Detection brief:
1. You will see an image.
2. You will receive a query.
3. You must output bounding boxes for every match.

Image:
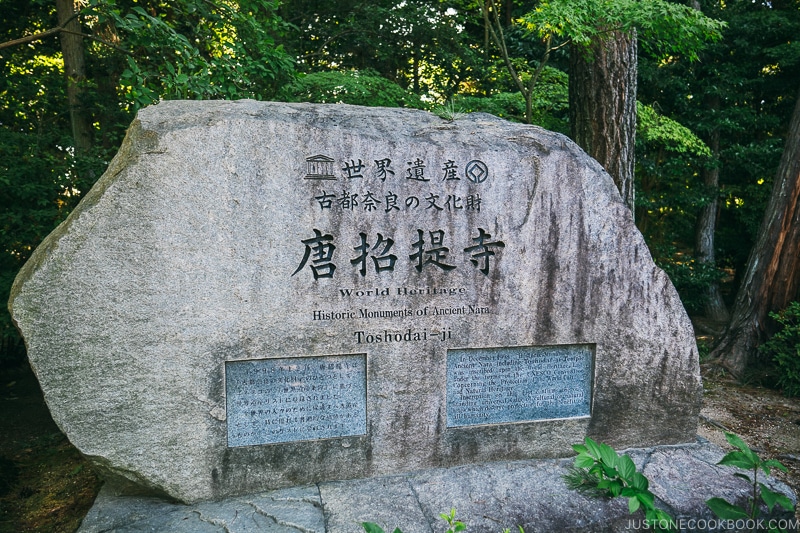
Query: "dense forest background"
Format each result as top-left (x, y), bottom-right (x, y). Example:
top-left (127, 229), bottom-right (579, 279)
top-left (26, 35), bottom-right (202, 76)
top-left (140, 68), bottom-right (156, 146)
top-left (1, 0), bottom-right (799, 380)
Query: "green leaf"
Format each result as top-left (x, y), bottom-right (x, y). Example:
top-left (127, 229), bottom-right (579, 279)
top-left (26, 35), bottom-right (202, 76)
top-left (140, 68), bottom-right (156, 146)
top-left (599, 442), bottom-right (619, 467)
top-left (718, 451), bottom-right (756, 470)
top-left (759, 483), bottom-right (794, 512)
top-left (572, 444), bottom-right (588, 454)
top-left (706, 497), bottom-right (749, 520)
top-left (631, 472), bottom-right (649, 491)
top-left (362, 522), bottom-right (386, 533)
top-left (617, 455), bottom-right (636, 480)
top-left (392, 529), bottom-right (403, 533)
top-left (574, 454), bottom-right (595, 469)
top-left (584, 437), bottom-right (602, 459)
top-left (628, 496), bottom-right (641, 513)
top-left (575, 453), bottom-right (595, 468)
top-left (724, 433), bottom-right (759, 463)
top-left (762, 459), bottom-right (788, 474)
top-left (601, 464), bottom-right (619, 479)
top-left (608, 480), bottom-right (624, 497)
top-left (636, 491), bottom-right (655, 510)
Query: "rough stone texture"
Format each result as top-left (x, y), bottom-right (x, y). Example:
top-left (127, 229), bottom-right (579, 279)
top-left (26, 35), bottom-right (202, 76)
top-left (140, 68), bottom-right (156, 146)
top-left (319, 477), bottom-right (431, 533)
top-left (10, 101), bottom-right (702, 502)
top-left (79, 483), bottom-right (325, 533)
top-left (77, 441), bottom-right (797, 533)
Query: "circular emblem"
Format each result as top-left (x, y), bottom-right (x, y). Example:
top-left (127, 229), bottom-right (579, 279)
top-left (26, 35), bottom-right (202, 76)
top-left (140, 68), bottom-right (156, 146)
top-left (465, 160), bottom-right (488, 183)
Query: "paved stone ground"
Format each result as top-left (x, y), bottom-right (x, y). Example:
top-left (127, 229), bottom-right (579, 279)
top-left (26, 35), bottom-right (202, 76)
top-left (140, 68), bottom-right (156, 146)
top-left (78, 439), bottom-right (797, 533)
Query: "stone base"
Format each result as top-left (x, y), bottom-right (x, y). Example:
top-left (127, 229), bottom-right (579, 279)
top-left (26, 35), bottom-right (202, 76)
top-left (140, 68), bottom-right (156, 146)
top-left (78, 439), bottom-right (796, 533)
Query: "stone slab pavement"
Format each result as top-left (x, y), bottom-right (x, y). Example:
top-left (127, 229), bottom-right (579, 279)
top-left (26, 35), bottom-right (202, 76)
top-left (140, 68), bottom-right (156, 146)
top-left (78, 439), bottom-right (797, 533)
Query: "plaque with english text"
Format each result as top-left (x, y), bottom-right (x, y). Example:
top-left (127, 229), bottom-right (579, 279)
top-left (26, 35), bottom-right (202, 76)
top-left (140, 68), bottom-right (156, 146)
top-left (226, 354), bottom-right (367, 446)
top-left (446, 345), bottom-right (594, 427)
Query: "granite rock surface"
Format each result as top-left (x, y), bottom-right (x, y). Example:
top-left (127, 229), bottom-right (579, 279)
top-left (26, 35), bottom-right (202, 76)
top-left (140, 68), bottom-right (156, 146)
top-left (10, 101), bottom-right (701, 502)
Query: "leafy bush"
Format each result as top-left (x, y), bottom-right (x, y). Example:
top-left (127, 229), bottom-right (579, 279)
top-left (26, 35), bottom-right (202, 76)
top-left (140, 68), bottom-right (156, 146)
top-left (277, 70), bottom-right (425, 109)
top-left (655, 254), bottom-right (726, 316)
top-left (759, 302), bottom-right (800, 397)
top-left (456, 66), bottom-right (568, 132)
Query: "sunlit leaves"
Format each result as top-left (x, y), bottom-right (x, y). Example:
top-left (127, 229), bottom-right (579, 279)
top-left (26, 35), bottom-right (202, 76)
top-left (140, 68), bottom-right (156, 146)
top-left (521, 0), bottom-right (725, 61)
top-left (88, 0), bottom-right (296, 109)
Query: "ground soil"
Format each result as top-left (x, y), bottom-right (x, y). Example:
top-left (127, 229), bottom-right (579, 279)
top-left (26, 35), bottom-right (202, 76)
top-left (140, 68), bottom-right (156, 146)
top-left (698, 365), bottom-right (800, 507)
top-left (0, 356), bottom-right (798, 532)
top-left (0, 362), bottom-right (101, 533)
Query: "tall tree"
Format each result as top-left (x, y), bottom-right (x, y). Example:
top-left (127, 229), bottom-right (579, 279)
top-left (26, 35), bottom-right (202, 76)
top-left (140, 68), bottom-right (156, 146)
top-left (689, 0), bottom-right (727, 323)
top-left (0, 0), bottom-right (296, 361)
top-left (55, 0), bottom-right (93, 156)
top-left (710, 87), bottom-right (800, 376)
top-left (483, 0), bottom-right (563, 125)
top-left (519, 0), bottom-right (724, 211)
top-left (638, 0), bottom-right (800, 322)
top-left (569, 30), bottom-right (637, 211)
top-left (694, 94), bottom-right (728, 322)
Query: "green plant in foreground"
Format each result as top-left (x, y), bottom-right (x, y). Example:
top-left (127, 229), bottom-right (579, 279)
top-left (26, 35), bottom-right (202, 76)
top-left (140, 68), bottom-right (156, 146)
top-left (440, 508), bottom-right (466, 533)
top-left (361, 523), bottom-right (401, 533)
top-left (361, 507), bottom-right (464, 533)
top-left (434, 98), bottom-right (466, 121)
top-left (706, 432), bottom-right (793, 523)
top-left (563, 437), bottom-right (674, 532)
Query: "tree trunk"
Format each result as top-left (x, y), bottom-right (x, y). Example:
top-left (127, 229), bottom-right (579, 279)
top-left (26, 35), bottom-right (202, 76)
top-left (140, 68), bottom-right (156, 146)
top-left (569, 30), bottom-right (637, 215)
top-left (695, 104), bottom-right (729, 323)
top-left (711, 86), bottom-right (800, 376)
top-left (56, 0), bottom-right (93, 156)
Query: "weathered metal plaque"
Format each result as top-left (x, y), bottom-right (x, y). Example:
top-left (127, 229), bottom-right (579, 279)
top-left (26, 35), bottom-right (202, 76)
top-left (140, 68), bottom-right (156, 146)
top-left (226, 354), bottom-right (366, 446)
top-left (446, 345), bottom-right (594, 427)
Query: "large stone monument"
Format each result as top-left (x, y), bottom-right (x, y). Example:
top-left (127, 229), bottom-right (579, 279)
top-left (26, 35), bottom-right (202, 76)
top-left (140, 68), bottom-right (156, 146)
top-left (9, 101), bottom-right (701, 503)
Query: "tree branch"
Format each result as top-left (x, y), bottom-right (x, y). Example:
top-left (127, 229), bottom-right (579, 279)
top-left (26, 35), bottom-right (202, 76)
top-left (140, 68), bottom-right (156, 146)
top-left (484, 0), bottom-right (527, 98)
top-left (0, 10), bottom-right (131, 55)
top-left (0, 11), bottom-right (81, 51)
top-left (59, 29), bottom-right (131, 55)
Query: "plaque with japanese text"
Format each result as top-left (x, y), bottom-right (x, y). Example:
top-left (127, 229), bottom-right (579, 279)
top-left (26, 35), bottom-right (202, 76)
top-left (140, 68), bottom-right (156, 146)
top-left (226, 354), bottom-right (367, 446)
top-left (446, 345), bottom-right (594, 427)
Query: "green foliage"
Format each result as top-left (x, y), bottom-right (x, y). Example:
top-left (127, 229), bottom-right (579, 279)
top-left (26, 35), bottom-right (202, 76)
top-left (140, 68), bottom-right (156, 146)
top-left (706, 432), bottom-right (793, 522)
top-left (361, 523), bottom-right (402, 533)
top-left (284, 0), bottom-right (480, 100)
top-left (634, 102), bottom-right (725, 314)
top-left (563, 437), bottom-right (674, 532)
top-left (637, 104), bottom-right (711, 157)
top-left (439, 508), bottom-right (466, 533)
top-left (455, 66), bottom-right (568, 132)
top-left (654, 256), bottom-right (725, 316)
top-left (638, 0), bottom-right (800, 300)
top-left (457, 93), bottom-right (526, 122)
top-left (759, 302), bottom-right (800, 397)
top-left (360, 507), bottom-right (464, 533)
top-left (277, 70), bottom-right (425, 109)
top-left (88, 0), bottom-right (296, 109)
top-left (521, 0), bottom-right (725, 61)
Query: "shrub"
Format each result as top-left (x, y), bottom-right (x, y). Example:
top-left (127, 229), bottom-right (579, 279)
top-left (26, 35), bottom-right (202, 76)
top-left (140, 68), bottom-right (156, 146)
top-left (277, 70), bottom-right (425, 109)
top-left (759, 301), bottom-right (800, 397)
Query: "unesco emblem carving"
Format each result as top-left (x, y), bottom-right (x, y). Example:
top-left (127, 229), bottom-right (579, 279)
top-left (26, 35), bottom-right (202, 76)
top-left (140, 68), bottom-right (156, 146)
top-left (465, 160), bottom-right (488, 183)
